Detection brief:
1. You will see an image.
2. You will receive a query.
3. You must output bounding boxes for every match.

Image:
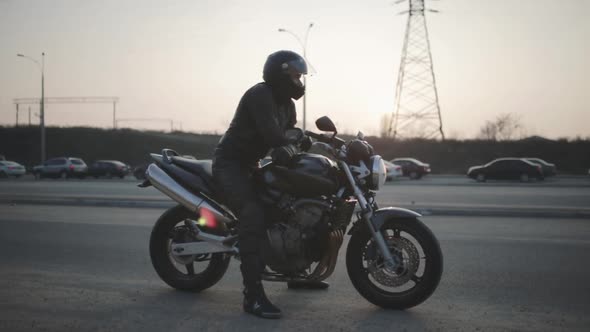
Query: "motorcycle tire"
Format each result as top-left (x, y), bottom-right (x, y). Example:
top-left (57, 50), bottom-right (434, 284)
top-left (346, 218), bottom-right (443, 309)
top-left (149, 205), bottom-right (230, 292)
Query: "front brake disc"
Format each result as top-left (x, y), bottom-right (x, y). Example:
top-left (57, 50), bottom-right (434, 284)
top-left (365, 236), bottom-right (420, 287)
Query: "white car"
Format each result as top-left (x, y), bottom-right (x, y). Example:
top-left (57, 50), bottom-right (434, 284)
top-left (0, 161), bottom-right (26, 178)
top-left (383, 160), bottom-right (403, 181)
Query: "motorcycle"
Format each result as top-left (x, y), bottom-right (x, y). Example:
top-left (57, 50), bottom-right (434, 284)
top-left (140, 116), bottom-right (443, 309)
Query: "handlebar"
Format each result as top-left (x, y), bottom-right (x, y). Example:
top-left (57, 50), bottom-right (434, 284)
top-left (305, 131), bottom-right (346, 149)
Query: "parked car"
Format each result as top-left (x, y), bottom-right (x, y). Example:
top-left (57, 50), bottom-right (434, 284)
top-left (0, 161), bottom-right (26, 178)
top-left (133, 164), bottom-right (148, 180)
top-left (524, 158), bottom-right (557, 177)
top-left (467, 158), bottom-right (543, 182)
top-left (390, 158), bottom-right (431, 179)
top-left (88, 160), bottom-right (130, 178)
top-left (383, 160), bottom-right (403, 181)
top-left (33, 157), bottom-right (88, 179)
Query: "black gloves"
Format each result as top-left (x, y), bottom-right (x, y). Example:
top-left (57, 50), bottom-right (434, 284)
top-left (300, 136), bottom-right (312, 152)
top-left (271, 144), bottom-right (298, 166)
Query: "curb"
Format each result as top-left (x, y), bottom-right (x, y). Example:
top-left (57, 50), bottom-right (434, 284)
top-left (2, 197), bottom-right (589, 219)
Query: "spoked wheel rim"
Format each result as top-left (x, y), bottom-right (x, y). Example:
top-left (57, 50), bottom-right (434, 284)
top-left (361, 226), bottom-right (429, 295)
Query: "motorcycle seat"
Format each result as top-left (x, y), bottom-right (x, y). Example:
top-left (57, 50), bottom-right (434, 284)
top-left (171, 157), bottom-right (213, 178)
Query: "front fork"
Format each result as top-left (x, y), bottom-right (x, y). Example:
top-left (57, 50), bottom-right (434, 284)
top-left (340, 161), bottom-right (398, 271)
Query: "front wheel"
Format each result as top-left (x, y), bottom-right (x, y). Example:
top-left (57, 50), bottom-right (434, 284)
top-left (346, 218), bottom-right (443, 309)
top-left (149, 205), bottom-right (231, 292)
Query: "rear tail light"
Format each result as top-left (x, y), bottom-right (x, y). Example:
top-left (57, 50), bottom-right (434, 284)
top-left (69, 165), bottom-right (75, 170)
top-left (8, 166), bottom-right (14, 170)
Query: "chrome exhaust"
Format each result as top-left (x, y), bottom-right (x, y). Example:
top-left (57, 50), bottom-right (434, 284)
top-left (145, 163), bottom-right (233, 225)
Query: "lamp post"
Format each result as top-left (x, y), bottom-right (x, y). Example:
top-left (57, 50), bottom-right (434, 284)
top-left (17, 52), bottom-right (46, 163)
top-left (278, 23), bottom-right (314, 131)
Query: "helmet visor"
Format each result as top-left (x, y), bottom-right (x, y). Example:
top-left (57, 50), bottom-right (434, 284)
top-left (283, 58), bottom-right (308, 75)
top-left (286, 66), bottom-right (304, 88)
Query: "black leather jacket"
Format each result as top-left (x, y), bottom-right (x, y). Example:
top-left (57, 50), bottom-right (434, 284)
top-left (214, 82), bottom-right (296, 166)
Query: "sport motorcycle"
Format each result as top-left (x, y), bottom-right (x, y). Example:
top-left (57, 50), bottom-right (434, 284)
top-left (140, 116), bottom-right (443, 309)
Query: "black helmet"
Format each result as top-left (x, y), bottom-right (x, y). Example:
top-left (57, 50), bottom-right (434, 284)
top-left (263, 50), bottom-right (308, 100)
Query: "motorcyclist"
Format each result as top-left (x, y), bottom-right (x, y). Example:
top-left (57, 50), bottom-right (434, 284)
top-left (212, 50), bottom-right (310, 319)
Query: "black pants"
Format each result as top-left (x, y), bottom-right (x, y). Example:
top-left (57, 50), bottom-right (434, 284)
top-left (212, 157), bottom-right (265, 288)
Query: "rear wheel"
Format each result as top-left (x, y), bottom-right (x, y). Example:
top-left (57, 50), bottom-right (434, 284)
top-left (0, 171), bottom-right (7, 178)
top-left (59, 171), bottom-right (68, 179)
top-left (476, 173), bottom-right (486, 182)
top-left (150, 205), bottom-right (231, 292)
top-left (409, 171), bottom-right (419, 180)
top-left (346, 218), bottom-right (443, 309)
top-left (520, 173), bottom-right (530, 182)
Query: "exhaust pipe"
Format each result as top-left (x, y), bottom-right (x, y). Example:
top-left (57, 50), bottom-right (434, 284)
top-left (145, 163), bottom-right (233, 225)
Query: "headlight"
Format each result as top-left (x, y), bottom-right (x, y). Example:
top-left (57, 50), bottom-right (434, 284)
top-left (369, 155), bottom-right (387, 191)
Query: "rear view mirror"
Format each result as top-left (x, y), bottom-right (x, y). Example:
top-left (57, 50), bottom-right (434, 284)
top-left (315, 116), bottom-right (337, 133)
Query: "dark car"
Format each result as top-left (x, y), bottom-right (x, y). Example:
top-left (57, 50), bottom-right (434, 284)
top-left (133, 163), bottom-right (149, 180)
top-left (88, 160), bottom-right (130, 178)
top-left (390, 158), bottom-right (431, 179)
top-left (525, 158), bottom-right (557, 177)
top-left (467, 158), bottom-right (544, 182)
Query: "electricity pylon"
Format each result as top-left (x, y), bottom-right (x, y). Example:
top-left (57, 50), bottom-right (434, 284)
top-left (388, 0), bottom-right (445, 140)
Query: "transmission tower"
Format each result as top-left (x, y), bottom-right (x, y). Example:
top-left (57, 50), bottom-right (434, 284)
top-left (388, 0), bottom-right (444, 140)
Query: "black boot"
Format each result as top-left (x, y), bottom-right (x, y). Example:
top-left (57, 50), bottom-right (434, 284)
top-left (243, 282), bottom-right (282, 319)
top-left (240, 254), bottom-right (281, 319)
top-left (287, 280), bottom-right (330, 290)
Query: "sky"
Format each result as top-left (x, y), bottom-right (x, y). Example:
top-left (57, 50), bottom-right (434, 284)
top-left (0, 0), bottom-right (588, 139)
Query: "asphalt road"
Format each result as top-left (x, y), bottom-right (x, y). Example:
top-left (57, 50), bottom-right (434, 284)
top-left (1, 205), bottom-right (589, 331)
top-left (1, 175), bottom-right (589, 218)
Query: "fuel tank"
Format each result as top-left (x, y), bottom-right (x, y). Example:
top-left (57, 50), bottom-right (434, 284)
top-left (260, 153), bottom-right (340, 198)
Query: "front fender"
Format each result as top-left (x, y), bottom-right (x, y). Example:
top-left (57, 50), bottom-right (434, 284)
top-left (347, 207), bottom-right (422, 235)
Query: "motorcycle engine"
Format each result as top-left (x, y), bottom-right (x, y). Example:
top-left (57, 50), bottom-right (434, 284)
top-left (264, 200), bottom-right (330, 275)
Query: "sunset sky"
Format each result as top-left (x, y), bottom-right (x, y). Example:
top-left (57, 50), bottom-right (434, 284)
top-left (1, 0), bottom-right (588, 139)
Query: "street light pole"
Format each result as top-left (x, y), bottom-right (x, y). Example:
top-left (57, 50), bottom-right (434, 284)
top-left (17, 52), bottom-right (46, 163)
top-left (278, 23), bottom-right (314, 131)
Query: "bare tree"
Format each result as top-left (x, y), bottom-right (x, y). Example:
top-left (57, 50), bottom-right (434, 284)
top-left (478, 113), bottom-right (524, 141)
top-left (380, 113), bottom-right (392, 138)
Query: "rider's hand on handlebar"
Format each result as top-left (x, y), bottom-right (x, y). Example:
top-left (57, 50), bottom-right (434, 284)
top-left (271, 144), bottom-right (298, 166)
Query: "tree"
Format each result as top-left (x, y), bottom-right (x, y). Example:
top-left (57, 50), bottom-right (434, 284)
top-left (478, 113), bottom-right (524, 141)
top-left (379, 113), bottom-right (392, 138)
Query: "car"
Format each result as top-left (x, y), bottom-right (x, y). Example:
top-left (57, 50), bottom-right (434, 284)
top-left (524, 158), bottom-right (557, 177)
top-left (0, 161), bottom-right (26, 178)
top-left (133, 163), bottom-right (149, 180)
top-left (33, 157), bottom-right (88, 179)
top-left (390, 158), bottom-right (431, 179)
top-left (467, 158), bottom-right (543, 182)
top-left (383, 160), bottom-right (403, 181)
top-left (88, 160), bottom-right (130, 179)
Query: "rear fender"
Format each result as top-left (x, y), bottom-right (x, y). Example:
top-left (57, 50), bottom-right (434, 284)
top-left (347, 207), bottom-right (422, 235)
